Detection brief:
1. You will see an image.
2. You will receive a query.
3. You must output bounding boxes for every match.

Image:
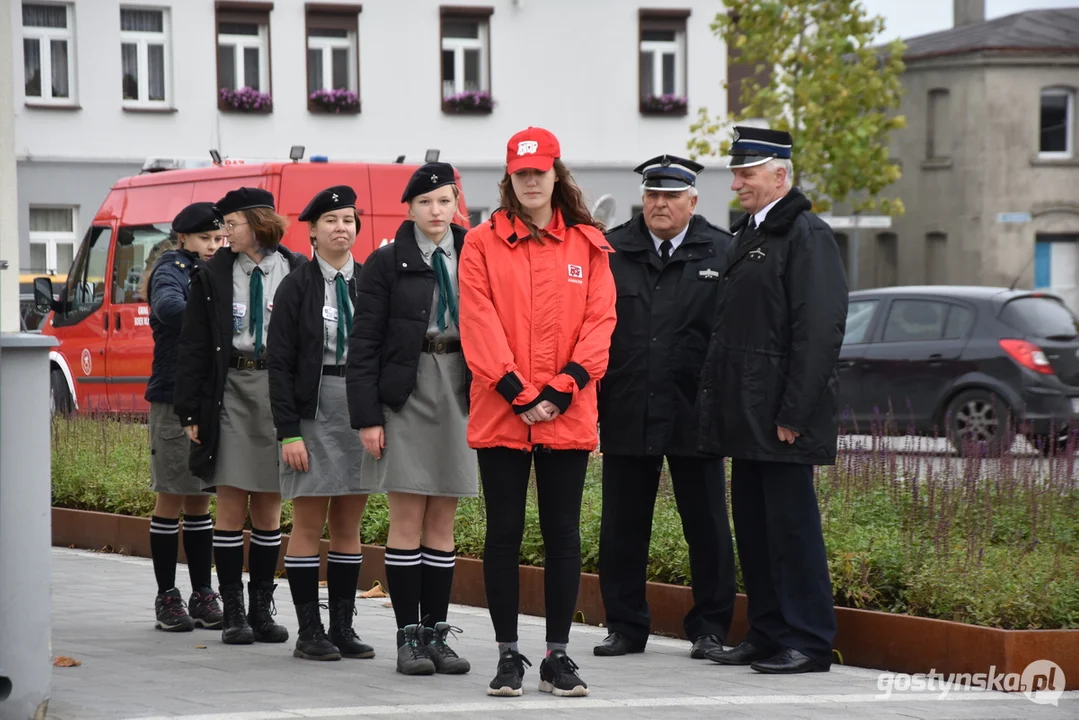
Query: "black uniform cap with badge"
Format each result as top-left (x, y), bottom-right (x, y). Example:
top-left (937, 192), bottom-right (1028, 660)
top-left (634, 154), bottom-right (704, 192)
top-left (299, 185), bottom-right (360, 242)
top-left (726, 126), bottom-right (793, 169)
top-left (401, 162), bottom-right (458, 204)
top-left (216, 187), bottom-right (276, 215)
top-left (172, 202), bottom-right (223, 235)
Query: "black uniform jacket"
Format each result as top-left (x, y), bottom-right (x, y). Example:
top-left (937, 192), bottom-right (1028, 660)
top-left (696, 188), bottom-right (848, 465)
top-left (145, 248), bottom-right (202, 404)
top-left (267, 256), bottom-right (362, 440)
top-left (598, 214), bottom-right (733, 457)
top-left (345, 221), bottom-right (468, 430)
top-left (173, 245), bottom-right (306, 479)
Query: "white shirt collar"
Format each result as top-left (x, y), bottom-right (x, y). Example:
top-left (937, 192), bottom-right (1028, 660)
top-left (648, 222), bottom-right (691, 255)
top-left (314, 251), bottom-right (353, 282)
top-left (753, 197), bottom-right (783, 229)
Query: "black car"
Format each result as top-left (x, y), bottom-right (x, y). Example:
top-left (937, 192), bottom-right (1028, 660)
top-left (839, 286), bottom-right (1079, 455)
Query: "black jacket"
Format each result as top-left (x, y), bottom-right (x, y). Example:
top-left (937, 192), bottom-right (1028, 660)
top-left (267, 256), bottom-right (362, 440)
top-left (145, 248), bottom-right (202, 404)
top-left (696, 188), bottom-right (848, 465)
top-left (173, 245), bottom-right (307, 479)
top-left (598, 214), bottom-right (732, 457)
top-left (346, 221), bottom-right (468, 430)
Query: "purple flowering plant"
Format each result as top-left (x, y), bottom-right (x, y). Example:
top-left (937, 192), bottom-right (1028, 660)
top-left (443, 90), bottom-right (494, 112)
top-left (641, 93), bottom-right (688, 113)
top-left (309, 88), bottom-right (360, 113)
top-left (219, 86), bottom-right (273, 112)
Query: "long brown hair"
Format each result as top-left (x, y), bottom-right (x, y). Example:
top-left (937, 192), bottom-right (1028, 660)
top-left (244, 207), bottom-right (288, 250)
top-left (498, 159), bottom-right (603, 239)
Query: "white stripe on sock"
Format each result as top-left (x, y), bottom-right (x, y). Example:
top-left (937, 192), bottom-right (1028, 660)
top-left (421, 557), bottom-right (456, 568)
top-left (384, 557), bottom-right (422, 566)
top-left (249, 535), bottom-right (282, 547)
top-left (213, 537), bottom-right (245, 547)
top-left (327, 553), bottom-right (363, 564)
top-left (149, 527), bottom-right (180, 535)
top-left (182, 520), bottom-right (214, 531)
top-left (284, 556), bottom-right (321, 568)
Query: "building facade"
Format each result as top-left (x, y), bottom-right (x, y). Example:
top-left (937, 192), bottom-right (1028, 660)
top-left (852, 4), bottom-right (1079, 310)
top-left (10, 0), bottom-right (735, 275)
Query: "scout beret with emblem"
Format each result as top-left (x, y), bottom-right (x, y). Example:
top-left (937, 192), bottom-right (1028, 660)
top-left (216, 187), bottom-right (276, 215)
top-left (299, 185), bottom-right (357, 222)
top-left (727, 126), bottom-right (793, 169)
top-left (401, 162), bottom-right (457, 204)
top-left (634, 154), bottom-right (704, 191)
top-left (172, 202), bottom-right (222, 234)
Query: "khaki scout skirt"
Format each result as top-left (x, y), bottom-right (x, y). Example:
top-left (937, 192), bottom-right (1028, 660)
top-left (149, 402), bottom-right (211, 495)
top-left (211, 368), bottom-right (281, 493)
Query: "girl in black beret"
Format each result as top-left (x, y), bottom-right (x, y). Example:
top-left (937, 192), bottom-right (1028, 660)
top-left (142, 202), bottom-right (224, 633)
top-left (346, 162), bottom-right (477, 676)
top-left (173, 187), bottom-right (305, 646)
top-left (267, 185), bottom-right (379, 661)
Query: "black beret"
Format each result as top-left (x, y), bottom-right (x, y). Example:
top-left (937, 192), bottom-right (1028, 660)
top-left (217, 187), bottom-right (275, 215)
top-left (172, 202), bottom-right (222, 234)
top-left (401, 162), bottom-right (457, 203)
top-left (299, 185), bottom-right (357, 222)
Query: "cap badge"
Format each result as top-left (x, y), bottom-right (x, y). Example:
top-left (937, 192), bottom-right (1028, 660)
top-left (430, 173), bottom-right (438, 183)
top-left (517, 140), bottom-right (539, 156)
top-left (733, 129), bottom-right (741, 142)
top-left (661, 156), bottom-right (671, 167)
top-left (212, 218), bottom-right (221, 227)
top-left (331, 193), bottom-right (339, 202)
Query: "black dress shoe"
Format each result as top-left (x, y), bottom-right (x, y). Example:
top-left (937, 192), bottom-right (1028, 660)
top-left (705, 640), bottom-right (773, 666)
top-left (750, 648), bottom-right (830, 674)
top-left (690, 634), bottom-right (723, 659)
top-left (593, 632), bottom-right (645, 656)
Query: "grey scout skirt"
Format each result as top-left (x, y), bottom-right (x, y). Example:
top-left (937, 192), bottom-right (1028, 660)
top-left (279, 375), bottom-right (376, 499)
top-left (211, 368), bottom-right (281, 493)
top-left (149, 402), bottom-right (211, 495)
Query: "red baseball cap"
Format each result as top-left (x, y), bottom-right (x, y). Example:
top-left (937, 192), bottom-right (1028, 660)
top-left (506, 127), bottom-right (561, 174)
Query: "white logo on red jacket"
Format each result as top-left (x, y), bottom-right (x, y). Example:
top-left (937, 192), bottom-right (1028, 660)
top-left (568, 264), bottom-right (583, 284)
top-left (517, 141), bottom-right (539, 156)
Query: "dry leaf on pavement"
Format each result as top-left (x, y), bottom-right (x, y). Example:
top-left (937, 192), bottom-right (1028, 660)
top-left (359, 580), bottom-right (388, 599)
top-left (54, 656), bottom-right (81, 667)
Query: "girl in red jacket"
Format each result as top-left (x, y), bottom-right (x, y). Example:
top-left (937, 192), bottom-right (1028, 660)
top-left (459, 127), bottom-right (617, 698)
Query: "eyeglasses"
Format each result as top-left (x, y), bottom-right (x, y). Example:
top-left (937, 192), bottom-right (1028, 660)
top-left (223, 221), bottom-right (249, 231)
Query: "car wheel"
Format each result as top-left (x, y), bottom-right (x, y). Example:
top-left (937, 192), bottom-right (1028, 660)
top-left (50, 367), bottom-right (74, 416)
top-left (946, 389), bottom-right (1015, 458)
top-left (1026, 431), bottom-right (1073, 457)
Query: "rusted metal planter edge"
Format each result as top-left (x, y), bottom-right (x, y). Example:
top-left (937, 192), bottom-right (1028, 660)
top-left (52, 507), bottom-right (1079, 688)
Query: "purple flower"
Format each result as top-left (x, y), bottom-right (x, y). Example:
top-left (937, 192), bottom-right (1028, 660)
top-left (642, 94), bottom-right (687, 113)
top-left (309, 88), bottom-right (360, 112)
top-left (443, 90), bottom-right (494, 112)
top-left (219, 86), bottom-right (273, 112)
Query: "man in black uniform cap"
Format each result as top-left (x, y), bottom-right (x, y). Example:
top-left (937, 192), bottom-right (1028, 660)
top-left (594, 154), bottom-right (737, 660)
top-left (698, 126), bottom-right (847, 674)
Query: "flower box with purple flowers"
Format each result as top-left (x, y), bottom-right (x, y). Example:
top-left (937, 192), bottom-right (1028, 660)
top-left (309, 88), bottom-right (360, 114)
top-left (640, 94), bottom-right (688, 116)
top-left (219, 86), bottom-right (273, 113)
top-left (442, 90), bottom-right (494, 114)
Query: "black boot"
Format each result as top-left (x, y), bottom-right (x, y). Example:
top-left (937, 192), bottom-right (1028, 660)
top-left (293, 601), bottom-right (341, 661)
top-left (247, 581), bottom-right (289, 643)
top-left (328, 597), bottom-right (376, 659)
top-left (218, 584), bottom-right (254, 645)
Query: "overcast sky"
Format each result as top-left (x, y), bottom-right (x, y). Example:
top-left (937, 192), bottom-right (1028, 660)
top-left (861, 0), bottom-right (1079, 41)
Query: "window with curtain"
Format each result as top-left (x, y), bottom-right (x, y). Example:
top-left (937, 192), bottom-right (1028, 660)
top-left (440, 9), bottom-right (492, 100)
top-left (1040, 88), bottom-right (1074, 158)
top-left (22, 3), bottom-right (75, 103)
top-left (120, 7), bottom-right (169, 106)
top-left (217, 11), bottom-right (270, 94)
top-left (926, 88), bottom-right (951, 160)
top-left (307, 10), bottom-right (359, 97)
top-left (29, 206), bottom-right (77, 275)
top-left (639, 10), bottom-right (688, 113)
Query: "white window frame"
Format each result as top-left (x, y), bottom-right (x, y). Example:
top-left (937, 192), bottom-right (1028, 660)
top-left (640, 31), bottom-right (685, 98)
top-left (29, 206), bottom-right (78, 275)
top-left (21, 2), bottom-right (77, 104)
top-left (119, 7), bottom-right (171, 108)
top-left (307, 30), bottom-right (356, 92)
top-left (441, 20), bottom-right (488, 98)
top-left (218, 22), bottom-right (269, 93)
top-left (1039, 88), bottom-right (1074, 160)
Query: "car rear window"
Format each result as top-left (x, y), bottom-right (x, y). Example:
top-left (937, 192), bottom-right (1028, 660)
top-left (999, 297), bottom-right (1079, 339)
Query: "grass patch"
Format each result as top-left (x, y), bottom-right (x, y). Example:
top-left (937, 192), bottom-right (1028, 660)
top-left (53, 414), bottom-right (1079, 630)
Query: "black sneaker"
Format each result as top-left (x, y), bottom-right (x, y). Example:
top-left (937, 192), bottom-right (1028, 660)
top-left (487, 649), bottom-right (531, 697)
top-left (188, 588), bottom-right (223, 629)
top-left (155, 588), bottom-right (195, 632)
top-left (539, 650), bottom-right (589, 697)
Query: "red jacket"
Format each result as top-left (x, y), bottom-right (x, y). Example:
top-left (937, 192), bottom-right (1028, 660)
top-left (459, 208), bottom-right (617, 451)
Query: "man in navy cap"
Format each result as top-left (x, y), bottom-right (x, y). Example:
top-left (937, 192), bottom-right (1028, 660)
top-left (697, 127), bottom-right (848, 674)
top-left (594, 155), bottom-right (737, 660)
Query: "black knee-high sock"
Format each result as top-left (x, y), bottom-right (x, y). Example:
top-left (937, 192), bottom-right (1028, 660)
top-left (327, 551), bottom-right (363, 600)
top-left (150, 516), bottom-right (180, 594)
top-left (248, 527), bottom-right (283, 585)
top-left (384, 547), bottom-right (422, 628)
top-left (284, 554), bottom-right (320, 606)
top-left (420, 546), bottom-right (455, 625)
top-left (182, 513), bottom-right (214, 592)
top-left (213, 528), bottom-right (245, 588)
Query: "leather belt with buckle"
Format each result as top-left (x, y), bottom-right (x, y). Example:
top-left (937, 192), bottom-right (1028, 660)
top-left (230, 354), bottom-right (268, 370)
top-left (422, 338), bottom-right (462, 354)
top-left (322, 365), bottom-right (348, 377)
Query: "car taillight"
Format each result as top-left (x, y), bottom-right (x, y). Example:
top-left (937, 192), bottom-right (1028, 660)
top-left (999, 339), bottom-right (1055, 375)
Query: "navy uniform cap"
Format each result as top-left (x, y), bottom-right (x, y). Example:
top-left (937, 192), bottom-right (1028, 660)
top-left (634, 154), bottom-right (704, 191)
top-left (401, 162), bottom-right (457, 203)
top-left (217, 187), bottom-right (276, 215)
top-left (172, 202), bottom-right (222, 234)
top-left (727, 126), bottom-right (793, 168)
top-left (299, 185), bottom-right (357, 222)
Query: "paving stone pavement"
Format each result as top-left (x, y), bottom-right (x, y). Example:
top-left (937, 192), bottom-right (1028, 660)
top-left (46, 548), bottom-right (1079, 720)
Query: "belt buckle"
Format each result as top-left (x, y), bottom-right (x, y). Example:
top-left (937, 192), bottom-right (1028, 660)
top-left (244, 359), bottom-right (255, 370)
top-left (434, 340), bottom-right (447, 354)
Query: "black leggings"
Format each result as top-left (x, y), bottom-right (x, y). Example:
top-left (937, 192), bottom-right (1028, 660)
top-left (478, 447), bottom-right (590, 644)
